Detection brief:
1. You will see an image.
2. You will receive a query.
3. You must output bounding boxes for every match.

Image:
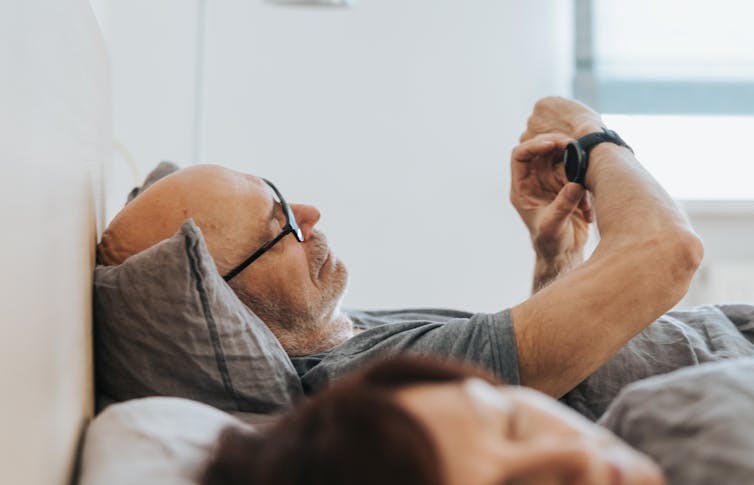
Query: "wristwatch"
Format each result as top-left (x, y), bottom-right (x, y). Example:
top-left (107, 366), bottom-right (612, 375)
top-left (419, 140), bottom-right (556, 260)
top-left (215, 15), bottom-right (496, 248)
top-left (563, 127), bottom-right (632, 187)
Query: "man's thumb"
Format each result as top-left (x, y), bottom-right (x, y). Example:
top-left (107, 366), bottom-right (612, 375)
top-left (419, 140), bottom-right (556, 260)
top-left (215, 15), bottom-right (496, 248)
top-left (551, 183), bottom-right (584, 217)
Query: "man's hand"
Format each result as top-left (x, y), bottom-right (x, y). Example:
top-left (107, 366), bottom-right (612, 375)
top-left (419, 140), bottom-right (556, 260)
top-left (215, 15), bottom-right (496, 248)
top-left (520, 96), bottom-right (604, 142)
top-left (510, 134), bottom-right (593, 291)
top-left (510, 97), bottom-right (703, 398)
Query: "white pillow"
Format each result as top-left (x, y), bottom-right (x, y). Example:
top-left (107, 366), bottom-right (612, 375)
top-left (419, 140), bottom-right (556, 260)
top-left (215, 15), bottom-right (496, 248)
top-left (78, 397), bottom-right (256, 485)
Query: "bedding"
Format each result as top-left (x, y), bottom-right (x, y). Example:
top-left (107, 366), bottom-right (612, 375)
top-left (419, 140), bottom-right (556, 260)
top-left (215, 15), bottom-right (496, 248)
top-left (94, 219), bottom-right (304, 417)
top-left (78, 397), bottom-right (261, 485)
top-left (82, 360), bottom-right (754, 485)
top-left (600, 357), bottom-right (754, 485)
top-left (561, 303), bottom-right (754, 420)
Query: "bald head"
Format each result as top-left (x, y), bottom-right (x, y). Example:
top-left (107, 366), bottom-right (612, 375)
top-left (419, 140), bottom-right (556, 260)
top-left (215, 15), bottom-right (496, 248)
top-left (98, 164), bottom-right (268, 273)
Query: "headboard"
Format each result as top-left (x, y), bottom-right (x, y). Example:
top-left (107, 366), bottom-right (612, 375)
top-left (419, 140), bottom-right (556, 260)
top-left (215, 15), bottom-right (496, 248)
top-left (0, 1), bottom-right (110, 484)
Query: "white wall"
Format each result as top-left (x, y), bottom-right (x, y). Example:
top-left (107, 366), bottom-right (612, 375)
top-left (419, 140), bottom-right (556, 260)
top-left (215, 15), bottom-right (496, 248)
top-left (680, 202), bottom-right (754, 306)
top-left (90, 0), bottom-right (201, 215)
top-left (92, 0), bottom-right (574, 312)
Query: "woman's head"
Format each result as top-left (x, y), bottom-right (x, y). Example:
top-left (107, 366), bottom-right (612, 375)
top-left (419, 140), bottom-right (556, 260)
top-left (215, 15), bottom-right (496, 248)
top-left (203, 356), bottom-right (664, 485)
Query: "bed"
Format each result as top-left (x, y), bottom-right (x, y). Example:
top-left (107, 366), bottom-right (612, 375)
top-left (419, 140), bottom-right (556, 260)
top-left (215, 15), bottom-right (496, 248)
top-left (0, 1), bottom-right (109, 484)
top-left (8, 2), bottom-right (754, 485)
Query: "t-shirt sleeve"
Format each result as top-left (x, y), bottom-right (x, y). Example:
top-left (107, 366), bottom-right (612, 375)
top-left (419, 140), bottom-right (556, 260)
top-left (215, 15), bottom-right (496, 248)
top-left (296, 309), bottom-right (519, 394)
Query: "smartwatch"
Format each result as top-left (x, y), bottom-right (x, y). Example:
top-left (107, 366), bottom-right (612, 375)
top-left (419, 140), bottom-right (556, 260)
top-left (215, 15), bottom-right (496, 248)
top-left (563, 127), bottom-right (632, 187)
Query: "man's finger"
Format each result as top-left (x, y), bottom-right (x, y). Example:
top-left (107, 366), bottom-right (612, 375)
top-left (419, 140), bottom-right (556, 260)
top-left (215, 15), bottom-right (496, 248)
top-left (578, 191), bottom-right (594, 223)
top-left (539, 183), bottom-right (585, 233)
top-left (512, 138), bottom-right (554, 165)
top-left (511, 134), bottom-right (571, 163)
top-left (511, 134), bottom-right (573, 191)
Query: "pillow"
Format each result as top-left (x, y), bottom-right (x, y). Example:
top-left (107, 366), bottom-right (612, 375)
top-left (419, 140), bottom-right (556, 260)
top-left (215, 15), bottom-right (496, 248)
top-left (599, 358), bottom-right (754, 485)
top-left (94, 219), bottom-right (304, 415)
top-left (78, 397), bottom-right (261, 485)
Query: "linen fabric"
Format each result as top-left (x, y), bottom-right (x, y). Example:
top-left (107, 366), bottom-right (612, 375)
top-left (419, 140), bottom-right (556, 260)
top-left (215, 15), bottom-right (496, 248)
top-left (78, 397), bottom-right (256, 485)
top-left (561, 304), bottom-right (754, 420)
top-left (600, 357), bottom-right (754, 485)
top-left (94, 220), bottom-right (304, 414)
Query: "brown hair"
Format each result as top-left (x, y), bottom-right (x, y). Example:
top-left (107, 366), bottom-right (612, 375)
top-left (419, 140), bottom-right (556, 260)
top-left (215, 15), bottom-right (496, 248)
top-left (202, 355), bottom-right (497, 485)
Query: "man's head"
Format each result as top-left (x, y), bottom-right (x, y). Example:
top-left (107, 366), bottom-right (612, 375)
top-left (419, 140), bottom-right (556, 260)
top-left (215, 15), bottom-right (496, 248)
top-left (98, 164), bottom-right (351, 355)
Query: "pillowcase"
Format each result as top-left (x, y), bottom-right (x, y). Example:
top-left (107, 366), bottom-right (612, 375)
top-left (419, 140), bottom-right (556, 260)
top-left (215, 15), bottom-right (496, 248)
top-left (94, 219), bottom-right (304, 415)
top-left (78, 397), bottom-right (258, 485)
top-left (599, 358), bottom-right (754, 485)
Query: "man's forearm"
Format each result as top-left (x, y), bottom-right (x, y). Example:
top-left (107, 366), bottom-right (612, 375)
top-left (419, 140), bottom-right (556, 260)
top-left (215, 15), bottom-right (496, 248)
top-left (532, 251), bottom-right (583, 293)
top-left (513, 131), bottom-right (703, 397)
top-left (586, 142), bottom-right (696, 252)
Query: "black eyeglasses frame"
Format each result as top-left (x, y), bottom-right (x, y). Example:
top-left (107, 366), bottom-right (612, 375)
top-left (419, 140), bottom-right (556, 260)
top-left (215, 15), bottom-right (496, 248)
top-left (223, 178), bottom-right (303, 282)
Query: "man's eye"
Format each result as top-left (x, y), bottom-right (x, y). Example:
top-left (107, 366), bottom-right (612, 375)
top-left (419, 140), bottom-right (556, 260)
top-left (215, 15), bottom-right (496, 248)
top-left (271, 217), bottom-right (284, 233)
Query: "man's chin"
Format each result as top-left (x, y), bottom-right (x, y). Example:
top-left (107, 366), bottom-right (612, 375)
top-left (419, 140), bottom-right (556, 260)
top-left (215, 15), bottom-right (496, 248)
top-left (325, 259), bottom-right (349, 312)
top-left (320, 251), bottom-right (347, 280)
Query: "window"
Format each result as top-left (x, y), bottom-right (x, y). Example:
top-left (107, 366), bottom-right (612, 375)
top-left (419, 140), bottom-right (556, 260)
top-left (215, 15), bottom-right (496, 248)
top-left (574, 0), bottom-right (754, 200)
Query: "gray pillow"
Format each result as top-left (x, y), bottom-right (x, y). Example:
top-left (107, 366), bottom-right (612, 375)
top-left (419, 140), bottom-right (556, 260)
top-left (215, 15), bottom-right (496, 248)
top-left (94, 219), bottom-right (304, 415)
top-left (599, 358), bottom-right (754, 485)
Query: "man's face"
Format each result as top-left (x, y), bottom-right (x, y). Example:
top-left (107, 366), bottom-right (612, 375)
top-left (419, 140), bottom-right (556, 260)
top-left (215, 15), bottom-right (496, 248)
top-left (98, 165), bottom-right (350, 355)
top-left (227, 175), bottom-right (349, 345)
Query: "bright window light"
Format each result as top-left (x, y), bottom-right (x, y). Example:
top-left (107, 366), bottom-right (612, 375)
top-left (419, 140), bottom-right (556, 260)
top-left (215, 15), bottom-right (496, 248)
top-left (579, 0), bottom-right (754, 201)
top-left (604, 114), bottom-right (754, 200)
top-left (594, 0), bottom-right (754, 81)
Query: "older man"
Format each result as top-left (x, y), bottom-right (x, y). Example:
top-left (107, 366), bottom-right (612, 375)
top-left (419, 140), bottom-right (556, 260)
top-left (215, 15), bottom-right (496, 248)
top-left (98, 97), bottom-right (703, 399)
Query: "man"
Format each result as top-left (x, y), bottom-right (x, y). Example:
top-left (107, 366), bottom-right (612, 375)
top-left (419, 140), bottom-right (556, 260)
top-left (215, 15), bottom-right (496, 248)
top-left (98, 97), bottom-right (703, 400)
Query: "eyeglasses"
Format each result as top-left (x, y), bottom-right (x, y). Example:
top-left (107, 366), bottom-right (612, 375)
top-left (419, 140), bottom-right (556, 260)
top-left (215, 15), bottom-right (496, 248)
top-left (223, 178), bottom-right (303, 282)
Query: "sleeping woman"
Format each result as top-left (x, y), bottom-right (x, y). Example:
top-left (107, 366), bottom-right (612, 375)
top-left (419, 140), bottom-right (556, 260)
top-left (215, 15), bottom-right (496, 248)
top-left (202, 355), bottom-right (664, 485)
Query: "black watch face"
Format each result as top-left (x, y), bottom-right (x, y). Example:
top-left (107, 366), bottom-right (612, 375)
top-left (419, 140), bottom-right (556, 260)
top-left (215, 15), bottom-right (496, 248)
top-left (563, 142), bottom-right (583, 183)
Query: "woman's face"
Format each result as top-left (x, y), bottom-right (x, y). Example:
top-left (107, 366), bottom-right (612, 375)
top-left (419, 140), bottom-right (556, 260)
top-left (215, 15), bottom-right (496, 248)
top-left (394, 379), bottom-right (664, 485)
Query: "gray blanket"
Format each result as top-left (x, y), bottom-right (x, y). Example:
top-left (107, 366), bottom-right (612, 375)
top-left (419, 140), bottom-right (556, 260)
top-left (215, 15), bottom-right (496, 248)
top-left (562, 303), bottom-right (754, 484)
top-left (600, 357), bottom-right (754, 484)
top-left (562, 303), bottom-right (754, 420)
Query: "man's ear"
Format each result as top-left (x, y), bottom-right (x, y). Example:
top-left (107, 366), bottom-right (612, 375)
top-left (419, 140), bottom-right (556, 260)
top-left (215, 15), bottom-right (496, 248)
top-left (97, 227), bottom-right (127, 265)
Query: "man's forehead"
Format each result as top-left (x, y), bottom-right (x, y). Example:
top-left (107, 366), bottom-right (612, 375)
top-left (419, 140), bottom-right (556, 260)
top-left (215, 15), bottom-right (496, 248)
top-left (241, 175), bottom-right (279, 233)
top-left (245, 174), bottom-right (274, 198)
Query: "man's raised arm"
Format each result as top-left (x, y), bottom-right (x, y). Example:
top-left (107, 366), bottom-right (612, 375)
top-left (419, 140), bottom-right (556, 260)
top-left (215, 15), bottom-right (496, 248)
top-left (510, 97), bottom-right (703, 397)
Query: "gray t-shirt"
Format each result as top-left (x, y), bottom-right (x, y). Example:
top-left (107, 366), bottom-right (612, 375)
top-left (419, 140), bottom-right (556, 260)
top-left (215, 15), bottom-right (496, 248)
top-left (292, 303), bottom-right (754, 422)
top-left (291, 308), bottom-right (519, 394)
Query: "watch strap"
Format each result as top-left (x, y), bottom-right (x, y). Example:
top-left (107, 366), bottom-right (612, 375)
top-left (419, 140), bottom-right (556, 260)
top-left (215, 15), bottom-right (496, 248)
top-left (564, 127), bottom-right (632, 187)
top-left (578, 127), bottom-right (633, 154)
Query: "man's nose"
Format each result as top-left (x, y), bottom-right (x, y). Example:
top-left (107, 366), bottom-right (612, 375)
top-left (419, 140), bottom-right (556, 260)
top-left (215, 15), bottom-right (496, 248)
top-left (290, 203), bottom-right (320, 240)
